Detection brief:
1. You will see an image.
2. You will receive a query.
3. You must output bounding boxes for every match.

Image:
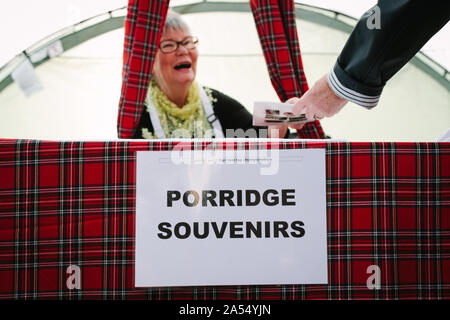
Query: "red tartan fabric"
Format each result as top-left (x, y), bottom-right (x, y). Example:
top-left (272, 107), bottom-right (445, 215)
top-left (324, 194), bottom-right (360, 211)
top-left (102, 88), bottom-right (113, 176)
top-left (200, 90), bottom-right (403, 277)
top-left (250, 0), bottom-right (325, 139)
top-left (0, 139), bottom-right (449, 299)
top-left (117, 0), bottom-right (170, 139)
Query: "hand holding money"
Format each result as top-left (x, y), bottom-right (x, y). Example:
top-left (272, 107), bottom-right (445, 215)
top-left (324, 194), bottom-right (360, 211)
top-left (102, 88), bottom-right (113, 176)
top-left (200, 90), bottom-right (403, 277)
top-left (252, 100), bottom-right (310, 137)
top-left (291, 75), bottom-right (348, 122)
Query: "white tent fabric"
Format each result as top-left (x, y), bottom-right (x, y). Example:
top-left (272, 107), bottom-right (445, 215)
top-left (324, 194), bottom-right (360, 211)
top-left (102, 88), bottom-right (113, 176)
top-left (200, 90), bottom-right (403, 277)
top-left (0, 2), bottom-right (448, 141)
top-left (1, 0), bottom-right (449, 69)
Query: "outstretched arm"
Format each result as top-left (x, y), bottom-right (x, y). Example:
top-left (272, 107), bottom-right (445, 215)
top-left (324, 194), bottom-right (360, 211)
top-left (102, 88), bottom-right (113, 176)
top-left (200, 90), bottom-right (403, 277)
top-left (292, 1), bottom-right (450, 122)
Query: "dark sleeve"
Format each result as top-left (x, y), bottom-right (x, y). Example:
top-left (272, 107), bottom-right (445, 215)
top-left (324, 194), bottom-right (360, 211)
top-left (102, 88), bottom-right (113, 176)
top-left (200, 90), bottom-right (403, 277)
top-left (328, 1), bottom-right (450, 108)
top-left (208, 88), bottom-right (264, 138)
top-left (131, 105), bottom-right (154, 139)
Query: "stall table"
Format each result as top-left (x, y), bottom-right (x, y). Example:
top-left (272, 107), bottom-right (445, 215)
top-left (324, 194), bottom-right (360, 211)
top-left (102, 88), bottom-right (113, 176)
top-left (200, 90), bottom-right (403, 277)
top-left (0, 139), bottom-right (448, 299)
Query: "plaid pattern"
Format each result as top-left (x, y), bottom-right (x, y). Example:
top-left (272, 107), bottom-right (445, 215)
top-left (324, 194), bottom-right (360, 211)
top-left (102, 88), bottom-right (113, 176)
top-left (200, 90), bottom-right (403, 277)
top-left (250, 0), bottom-right (325, 139)
top-left (117, 0), bottom-right (169, 139)
top-left (0, 139), bottom-right (449, 299)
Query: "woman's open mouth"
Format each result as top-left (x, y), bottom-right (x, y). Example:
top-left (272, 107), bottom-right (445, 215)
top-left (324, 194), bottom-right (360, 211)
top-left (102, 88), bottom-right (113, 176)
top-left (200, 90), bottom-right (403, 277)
top-left (174, 62), bottom-right (192, 70)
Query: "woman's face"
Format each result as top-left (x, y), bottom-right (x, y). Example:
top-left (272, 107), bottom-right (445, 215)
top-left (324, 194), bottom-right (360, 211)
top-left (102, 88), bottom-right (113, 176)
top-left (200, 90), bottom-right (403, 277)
top-left (153, 27), bottom-right (198, 90)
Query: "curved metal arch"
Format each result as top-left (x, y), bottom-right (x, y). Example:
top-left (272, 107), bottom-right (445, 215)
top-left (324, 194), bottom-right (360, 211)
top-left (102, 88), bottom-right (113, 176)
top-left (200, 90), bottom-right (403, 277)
top-left (1, 0), bottom-right (448, 93)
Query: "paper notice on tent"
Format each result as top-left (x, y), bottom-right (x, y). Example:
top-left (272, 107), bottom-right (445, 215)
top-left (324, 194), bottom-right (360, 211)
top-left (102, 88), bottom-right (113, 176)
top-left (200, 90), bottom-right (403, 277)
top-left (11, 59), bottom-right (43, 97)
top-left (135, 148), bottom-right (327, 287)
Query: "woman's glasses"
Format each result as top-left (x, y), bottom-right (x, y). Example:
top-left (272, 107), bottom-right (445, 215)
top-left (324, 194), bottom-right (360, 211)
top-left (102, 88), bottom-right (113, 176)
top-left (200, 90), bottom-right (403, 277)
top-left (159, 36), bottom-right (199, 54)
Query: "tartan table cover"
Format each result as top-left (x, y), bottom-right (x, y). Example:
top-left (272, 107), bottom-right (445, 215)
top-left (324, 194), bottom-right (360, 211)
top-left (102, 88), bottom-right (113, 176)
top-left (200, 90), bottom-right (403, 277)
top-left (250, 0), bottom-right (325, 139)
top-left (0, 139), bottom-right (449, 300)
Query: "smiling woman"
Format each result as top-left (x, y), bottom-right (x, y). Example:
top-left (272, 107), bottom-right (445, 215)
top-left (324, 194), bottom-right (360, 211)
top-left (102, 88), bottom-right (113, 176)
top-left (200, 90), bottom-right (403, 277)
top-left (131, 10), bottom-right (286, 139)
top-left (152, 28), bottom-right (199, 108)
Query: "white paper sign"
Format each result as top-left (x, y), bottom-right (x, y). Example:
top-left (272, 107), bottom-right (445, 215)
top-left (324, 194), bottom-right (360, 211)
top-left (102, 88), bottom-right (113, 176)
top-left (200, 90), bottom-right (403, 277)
top-left (437, 128), bottom-right (450, 142)
top-left (47, 40), bottom-right (64, 58)
top-left (11, 59), bottom-right (43, 97)
top-left (135, 148), bottom-right (327, 287)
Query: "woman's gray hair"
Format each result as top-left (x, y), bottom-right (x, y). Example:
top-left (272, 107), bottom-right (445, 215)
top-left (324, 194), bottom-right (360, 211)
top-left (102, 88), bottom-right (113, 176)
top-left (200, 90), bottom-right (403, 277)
top-left (164, 10), bottom-right (190, 32)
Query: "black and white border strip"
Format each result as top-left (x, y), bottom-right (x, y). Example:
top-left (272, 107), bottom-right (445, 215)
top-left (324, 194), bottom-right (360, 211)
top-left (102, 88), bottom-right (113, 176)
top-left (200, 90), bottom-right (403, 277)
top-left (327, 70), bottom-right (380, 109)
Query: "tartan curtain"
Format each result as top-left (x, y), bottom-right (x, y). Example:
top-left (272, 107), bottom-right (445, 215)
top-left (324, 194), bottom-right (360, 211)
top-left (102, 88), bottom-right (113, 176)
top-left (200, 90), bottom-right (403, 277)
top-left (117, 0), bottom-right (170, 139)
top-left (250, 0), bottom-right (325, 139)
top-left (0, 139), bottom-right (449, 299)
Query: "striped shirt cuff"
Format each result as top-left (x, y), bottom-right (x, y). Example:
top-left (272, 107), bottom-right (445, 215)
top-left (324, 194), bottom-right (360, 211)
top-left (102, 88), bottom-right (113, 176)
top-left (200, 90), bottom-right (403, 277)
top-left (327, 69), bottom-right (381, 109)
